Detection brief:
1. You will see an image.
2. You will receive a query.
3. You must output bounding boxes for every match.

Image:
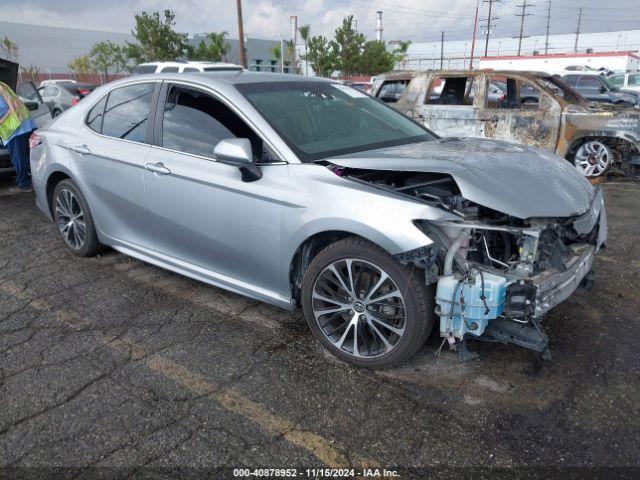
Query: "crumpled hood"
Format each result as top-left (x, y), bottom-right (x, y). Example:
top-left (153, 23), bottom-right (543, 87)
top-left (327, 137), bottom-right (595, 219)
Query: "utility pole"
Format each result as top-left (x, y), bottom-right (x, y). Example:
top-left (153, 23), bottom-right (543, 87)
top-left (515, 1), bottom-right (534, 56)
top-left (574, 7), bottom-right (583, 53)
top-left (236, 0), bottom-right (246, 67)
top-left (469, 0), bottom-right (479, 69)
top-left (481, 0), bottom-right (500, 58)
top-left (544, 0), bottom-right (552, 54)
top-left (440, 31), bottom-right (445, 69)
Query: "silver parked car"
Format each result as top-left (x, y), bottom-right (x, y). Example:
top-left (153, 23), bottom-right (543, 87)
top-left (30, 72), bottom-right (607, 368)
top-left (38, 82), bottom-right (97, 117)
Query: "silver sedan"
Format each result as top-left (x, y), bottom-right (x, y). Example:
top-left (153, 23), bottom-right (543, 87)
top-left (30, 72), bottom-right (606, 368)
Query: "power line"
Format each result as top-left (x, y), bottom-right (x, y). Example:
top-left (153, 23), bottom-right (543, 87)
top-left (515, 1), bottom-right (534, 56)
top-left (574, 7), bottom-right (583, 53)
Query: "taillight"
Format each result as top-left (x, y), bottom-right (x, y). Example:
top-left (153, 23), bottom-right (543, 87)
top-left (78, 88), bottom-right (90, 97)
top-left (29, 132), bottom-right (42, 149)
top-left (71, 97), bottom-right (80, 106)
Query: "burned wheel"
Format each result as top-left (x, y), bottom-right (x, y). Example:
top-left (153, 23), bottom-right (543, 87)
top-left (301, 237), bottom-right (435, 369)
top-left (573, 140), bottom-right (612, 177)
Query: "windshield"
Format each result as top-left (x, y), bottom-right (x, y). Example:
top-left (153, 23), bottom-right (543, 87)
top-left (237, 81), bottom-right (434, 162)
top-left (599, 75), bottom-right (617, 90)
top-left (540, 76), bottom-right (587, 105)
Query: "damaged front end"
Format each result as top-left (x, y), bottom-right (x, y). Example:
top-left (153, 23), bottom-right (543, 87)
top-left (334, 161), bottom-right (607, 358)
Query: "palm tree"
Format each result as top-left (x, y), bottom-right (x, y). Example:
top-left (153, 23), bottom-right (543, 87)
top-left (299, 24), bottom-right (311, 76)
top-left (207, 31), bottom-right (230, 61)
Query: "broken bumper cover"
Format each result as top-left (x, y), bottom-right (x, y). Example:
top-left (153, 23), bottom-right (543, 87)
top-left (531, 244), bottom-right (595, 318)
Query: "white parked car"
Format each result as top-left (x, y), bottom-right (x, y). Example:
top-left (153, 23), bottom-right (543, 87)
top-left (609, 72), bottom-right (640, 93)
top-left (132, 61), bottom-right (244, 75)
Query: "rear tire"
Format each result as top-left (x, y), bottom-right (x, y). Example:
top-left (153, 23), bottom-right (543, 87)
top-left (52, 179), bottom-right (100, 257)
top-left (301, 237), bottom-right (435, 369)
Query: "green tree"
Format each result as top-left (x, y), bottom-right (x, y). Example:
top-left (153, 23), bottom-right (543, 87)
top-left (358, 41), bottom-right (395, 76)
top-left (68, 55), bottom-right (92, 81)
top-left (90, 41), bottom-right (125, 83)
top-left (125, 10), bottom-right (188, 64)
top-left (330, 15), bottom-right (365, 78)
top-left (1, 36), bottom-right (18, 62)
top-left (270, 44), bottom-right (281, 62)
top-left (20, 65), bottom-right (40, 83)
top-left (306, 35), bottom-right (335, 77)
top-left (189, 32), bottom-right (231, 61)
top-left (392, 40), bottom-right (412, 66)
top-left (299, 24), bottom-right (311, 76)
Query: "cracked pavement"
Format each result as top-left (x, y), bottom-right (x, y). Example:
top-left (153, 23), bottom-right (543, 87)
top-left (0, 176), bottom-right (639, 479)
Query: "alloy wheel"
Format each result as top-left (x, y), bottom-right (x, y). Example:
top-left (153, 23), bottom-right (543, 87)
top-left (55, 188), bottom-right (86, 250)
top-left (311, 259), bottom-right (407, 359)
top-left (574, 141), bottom-right (611, 177)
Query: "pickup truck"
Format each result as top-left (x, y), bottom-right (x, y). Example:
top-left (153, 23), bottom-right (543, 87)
top-left (371, 70), bottom-right (640, 177)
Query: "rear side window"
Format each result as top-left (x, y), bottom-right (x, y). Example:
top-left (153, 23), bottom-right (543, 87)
top-left (427, 76), bottom-right (475, 105)
top-left (101, 83), bottom-right (155, 143)
top-left (629, 74), bottom-right (640, 86)
top-left (376, 80), bottom-right (409, 103)
top-left (86, 96), bottom-right (107, 133)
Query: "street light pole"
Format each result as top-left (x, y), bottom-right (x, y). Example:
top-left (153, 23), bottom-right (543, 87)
top-left (236, 0), bottom-right (247, 67)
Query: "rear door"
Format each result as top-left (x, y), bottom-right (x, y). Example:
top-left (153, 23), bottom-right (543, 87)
top-left (69, 82), bottom-right (158, 249)
top-left (478, 75), bottom-right (561, 152)
top-left (413, 74), bottom-right (483, 137)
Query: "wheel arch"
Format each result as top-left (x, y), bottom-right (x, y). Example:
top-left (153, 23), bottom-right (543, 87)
top-left (565, 133), bottom-right (640, 162)
top-left (288, 230), bottom-right (390, 303)
top-left (45, 170), bottom-right (72, 217)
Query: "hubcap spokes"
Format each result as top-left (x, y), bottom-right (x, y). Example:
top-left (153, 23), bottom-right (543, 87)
top-left (575, 141), bottom-right (611, 177)
top-left (56, 189), bottom-right (86, 249)
top-left (312, 259), bottom-right (406, 358)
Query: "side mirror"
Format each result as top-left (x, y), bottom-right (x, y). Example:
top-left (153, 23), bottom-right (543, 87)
top-left (213, 138), bottom-right (262, 182)
top-left (24, 100), bottom-right (39, 111)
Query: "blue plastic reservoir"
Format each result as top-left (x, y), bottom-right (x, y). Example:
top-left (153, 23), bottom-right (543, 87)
top-left (436, 272), bottom-right (508, 339)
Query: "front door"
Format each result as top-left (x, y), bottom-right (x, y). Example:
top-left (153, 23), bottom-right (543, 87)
top-left (143, 83), bottom-right (288, 296)
top-left (18, 81), bottom-right (51, 128)
top-left (478, 75), bottom-right (561, 152)
top-left (412, 74), bottom-right (484, 138)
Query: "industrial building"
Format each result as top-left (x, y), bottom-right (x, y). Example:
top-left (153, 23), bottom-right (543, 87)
top-left (0, 19), bottom-right (281, 83)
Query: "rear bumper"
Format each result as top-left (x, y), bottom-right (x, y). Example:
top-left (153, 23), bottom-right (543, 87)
top-left (531, 244), bottom-right (595, 318)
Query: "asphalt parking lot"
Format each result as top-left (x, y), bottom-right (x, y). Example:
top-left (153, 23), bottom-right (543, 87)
top-left (0, 175), bottom-right (639, 479)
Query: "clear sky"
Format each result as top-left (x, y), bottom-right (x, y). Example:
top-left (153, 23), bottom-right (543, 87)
top-left (1, 0), bottom-right (638, 44)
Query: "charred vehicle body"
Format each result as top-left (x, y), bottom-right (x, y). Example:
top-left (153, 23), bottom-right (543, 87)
top-left (372, 70), bottom-right (640, 178)
top-left (32, 73), bottom-right (605, 368)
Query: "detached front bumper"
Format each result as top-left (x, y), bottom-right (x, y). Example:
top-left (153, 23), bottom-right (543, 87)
top-left (531, 244), bottom-right (595, 318)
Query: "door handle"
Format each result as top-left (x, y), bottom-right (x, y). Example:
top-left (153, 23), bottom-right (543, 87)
top-left (61, 143), bottom-right (91, 154)
top-left (145, 162), bottom-right (171, 175)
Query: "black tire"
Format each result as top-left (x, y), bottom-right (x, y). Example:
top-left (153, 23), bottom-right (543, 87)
top-left (52, 109), bottom-right (62, 118)
top-left (301, 237), bottom-right (435, 369)
top-left (52, 179), bottom-right (101, 257)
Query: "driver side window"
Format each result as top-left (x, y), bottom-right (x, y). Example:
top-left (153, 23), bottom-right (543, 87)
top-left (161, 85), bottom-right (278, 163)
top-left (486, 76), bottom-right (540, 110)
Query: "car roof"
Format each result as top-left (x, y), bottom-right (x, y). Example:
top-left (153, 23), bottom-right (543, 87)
top-left (138, 61), bottom-right (244, 69)
top-left (122, 70), bottom-right (333, 86)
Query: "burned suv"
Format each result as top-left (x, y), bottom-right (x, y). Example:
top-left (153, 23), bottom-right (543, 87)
top-left (372, 70), bottom-right (640, 177)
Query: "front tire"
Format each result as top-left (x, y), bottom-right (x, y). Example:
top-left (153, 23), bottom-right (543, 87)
top-left (53, 179), bottom-right (100, 257)
top-left (572, 140), bottom-right (612, 177)
top-left (301, 237), bottom-right (435, 369)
